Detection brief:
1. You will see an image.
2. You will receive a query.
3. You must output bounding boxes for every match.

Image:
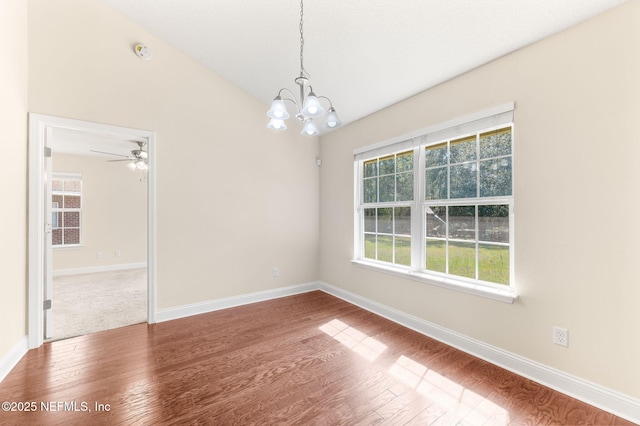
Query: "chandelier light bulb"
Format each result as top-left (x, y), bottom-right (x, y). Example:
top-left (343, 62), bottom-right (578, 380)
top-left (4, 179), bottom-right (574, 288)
top-left (267, 97), bottom-right (290, 120)
top-left (301, 91), bottom-right (324, 117)
top-left (324, 107), bottom-right (341, 129)
top-left (267, 118), bottom-right (287, 130)
top-left (301, 119), bottom-right (319, 136)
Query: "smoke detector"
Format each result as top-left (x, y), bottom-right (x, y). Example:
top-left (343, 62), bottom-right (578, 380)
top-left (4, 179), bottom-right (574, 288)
top-left (134, 43), bottom-right (152, 60)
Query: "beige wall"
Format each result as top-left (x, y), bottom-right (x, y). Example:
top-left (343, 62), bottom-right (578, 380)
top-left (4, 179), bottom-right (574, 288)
top-left (319, 2), bottom-right (640, 399)
top-left (52, 154), bottom-right (147, 271)
top-left (28, 0), bottom-right (320, 309)
top-left (0, 1), bottom-right (28, 362)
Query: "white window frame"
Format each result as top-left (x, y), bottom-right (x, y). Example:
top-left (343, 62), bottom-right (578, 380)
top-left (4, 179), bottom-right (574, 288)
top-left (353, 104), bottom-right (516, 303)
top-left (52, 172), bottom-right (82, 248)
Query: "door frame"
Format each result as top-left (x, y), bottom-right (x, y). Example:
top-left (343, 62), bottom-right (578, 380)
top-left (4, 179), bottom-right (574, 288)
top-left (28, 113), bottom-right (157, 349)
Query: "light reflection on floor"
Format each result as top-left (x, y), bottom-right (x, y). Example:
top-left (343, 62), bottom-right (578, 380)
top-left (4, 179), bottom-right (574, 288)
top-left (319, 318), bottom-right (388, 361)
top-left (320, 319), bottom-right (510, 425)
top-left (390, 355), bottom-right (509, 424)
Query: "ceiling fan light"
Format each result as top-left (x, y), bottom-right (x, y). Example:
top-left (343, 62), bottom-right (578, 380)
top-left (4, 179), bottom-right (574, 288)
top-left (267, 97), bottom-right (290, 120)
top-left (136, 160), bottom-right (148, 170)
top-left (267, 118), bottom-right (287, 130)
top-left (324, 107), bottom-right (341, 129)
top-left (139, 150), bottom-right (148, 159)
top-left (127, 161), bottom-right (137, 171)
top-left (301, 92), bottom-right (324, 117)
top-left (301, 119), bottom-right (319, 136)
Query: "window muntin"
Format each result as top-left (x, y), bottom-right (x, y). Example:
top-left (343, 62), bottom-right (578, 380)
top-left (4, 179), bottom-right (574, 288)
top-left (356, 123), bottom-right (513, 292)
top-left (52, 175), bottom-right (82, 246)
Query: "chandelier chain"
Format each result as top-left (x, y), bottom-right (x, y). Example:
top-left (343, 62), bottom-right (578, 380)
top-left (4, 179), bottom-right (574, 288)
top-left (299, 0), bottom-right (308, 78)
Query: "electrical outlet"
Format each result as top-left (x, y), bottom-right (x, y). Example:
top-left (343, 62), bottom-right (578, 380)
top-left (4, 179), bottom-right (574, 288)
top-left (553, 326), bottom-right (569, 347)
top-left (115, 250), bottom-right (121, 257)
top-left (96, 251), bottom-right (103, 259)
top-left (272, 267), bottom-right (279, 278)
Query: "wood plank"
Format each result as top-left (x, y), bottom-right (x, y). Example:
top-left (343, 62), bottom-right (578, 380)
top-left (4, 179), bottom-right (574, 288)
top-left (0, 291), bottom-right (633, 425)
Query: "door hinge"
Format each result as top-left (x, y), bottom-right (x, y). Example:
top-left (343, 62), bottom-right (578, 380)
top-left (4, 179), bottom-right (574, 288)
top-left (44, 299), bottom-right (52, 310)
top-left (44, 146), bottom-right (52, 158)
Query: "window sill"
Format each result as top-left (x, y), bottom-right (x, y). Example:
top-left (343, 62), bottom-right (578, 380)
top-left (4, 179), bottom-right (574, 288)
top-left (52, 244), bottom-right (83, 250)
top-left (351, 259), bottom-right (517, 304)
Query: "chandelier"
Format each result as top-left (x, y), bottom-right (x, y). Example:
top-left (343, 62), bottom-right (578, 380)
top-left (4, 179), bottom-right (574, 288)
top-left (267, 0), bottom-right (341, 136)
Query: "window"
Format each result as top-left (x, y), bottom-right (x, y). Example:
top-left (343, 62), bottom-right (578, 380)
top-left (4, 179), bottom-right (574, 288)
top-left (354, 104), bottom-right (515, 301)
top-left (52, 174), bottom-right (82, 247)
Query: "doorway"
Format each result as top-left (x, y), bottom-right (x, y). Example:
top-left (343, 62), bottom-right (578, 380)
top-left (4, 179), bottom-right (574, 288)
top-left (28, 114), bottom-right (157, 349)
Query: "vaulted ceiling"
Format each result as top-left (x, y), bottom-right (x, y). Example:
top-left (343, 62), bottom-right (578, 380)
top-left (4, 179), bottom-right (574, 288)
top-left (97, 0), bottom-right (626, 132)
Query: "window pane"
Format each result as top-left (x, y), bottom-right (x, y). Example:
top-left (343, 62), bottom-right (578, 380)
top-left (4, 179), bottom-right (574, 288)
top-left (394, 207), bottom-right (411, 235)
top-left (379, 155), bottom-right (395, 175)
top-left (449, 241), bottom-right (476, 279)
top-left (52, 229), bottom-right (62, 245)
top-left (64, 180), bottom-right (81, 192)
top-left (52, 212), bottom-right (62, 229)
top-left (396, 151), bottom-right (413, 172)
top-left (396, 172), bottom-right (413, 201)
top-left (364, 159), bottom-right (378, 178)
top-left (364, 234), bottom-right (376, 259)
top-left (63, 211), bottom-right (80, 228)
top-left (395, 237), bottom-right (411, 266)
top-left (449, 206), bottom-right (475, 241)
top-left (378, 235), bottom-right (393, 262)
top-left (379, 175), bottom-right (395, 202)
top-left (479, 244), bottom-right (509, 285)
top-left (64, 228), bottom-right (80, 245)
top-left (425, 166), bottom-right (447, 200)
top-left (478, 205), bottom-right (509, 243)
top-left (52, 194), bottom-right (63, 206)
top-left (426, 206), bottom-right (446, 238)
top-left (450, 136), bottom-right (476, 164)
top-left (364, 208), bottom-right (376, 233)
top-left (425, 239), bottom-right (446, 273)
top-left (378, 208), bottom-right (393, 234)
top-left (480, 127), bottom-right (511, 159)
top-left (52, 180), bottom-right (63, 191)
top-left (450, 163), bottom-right (477, 199)
top-left (64, 194), bottom-right (81, 208)
top-left (480, 158), bottom-right (512, 197)
top-left (364, 178), bottom-right (377, 203)
top-left (425, 143), bottom-right (448, 168)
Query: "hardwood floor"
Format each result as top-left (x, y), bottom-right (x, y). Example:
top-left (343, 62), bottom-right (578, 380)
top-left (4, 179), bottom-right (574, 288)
top-left (0, 291), bottom-right (633, 425)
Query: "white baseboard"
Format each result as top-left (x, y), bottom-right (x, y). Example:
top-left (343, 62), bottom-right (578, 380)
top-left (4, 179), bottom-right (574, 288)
top-left (316, 281), bottom-right (640, 424)
top-left (155, 282), bottom-right (319, 323)
top-left (0, 336), bottom-right (28, 383)
top-left (53, 262), bottom-right (147, 277)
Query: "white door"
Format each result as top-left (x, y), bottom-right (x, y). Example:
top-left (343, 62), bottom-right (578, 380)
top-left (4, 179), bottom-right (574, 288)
top-left (43, 137), bottom-right (53, 339)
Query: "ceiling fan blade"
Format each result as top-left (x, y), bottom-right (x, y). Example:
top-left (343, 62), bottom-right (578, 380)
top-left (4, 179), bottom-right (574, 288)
top-left (107, 159), bottom-right (133, 162)
top-left (90, 149), bottom-right (130, 158)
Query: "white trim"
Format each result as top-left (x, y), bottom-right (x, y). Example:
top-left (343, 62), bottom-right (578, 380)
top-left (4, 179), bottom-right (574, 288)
top-left (155, 282), bottom-right (319, 323)
top-left (317, 282), bottom-right (640, 424)
top-left (351, 259), bottom-right (517, 303)
top-left (52, 262), bottom-right (148, 277)
top-left (354, 102), bottom-right (514, 160)
top-left (0, 337), bottom-right (28, 383)
top-left (28, 113), bottom-right (157, 348)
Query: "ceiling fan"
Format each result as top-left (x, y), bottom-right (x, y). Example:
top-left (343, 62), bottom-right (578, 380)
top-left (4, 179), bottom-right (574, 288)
top-left (90, 141), bottom-right (148, 171)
